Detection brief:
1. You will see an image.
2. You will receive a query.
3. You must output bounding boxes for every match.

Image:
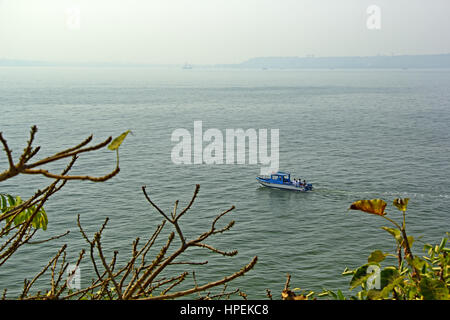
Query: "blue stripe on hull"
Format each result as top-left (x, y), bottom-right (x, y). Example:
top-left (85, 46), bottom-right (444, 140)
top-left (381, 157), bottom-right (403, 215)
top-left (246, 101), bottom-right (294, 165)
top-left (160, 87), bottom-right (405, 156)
top-left (257, 180), bottom-right (310, 192)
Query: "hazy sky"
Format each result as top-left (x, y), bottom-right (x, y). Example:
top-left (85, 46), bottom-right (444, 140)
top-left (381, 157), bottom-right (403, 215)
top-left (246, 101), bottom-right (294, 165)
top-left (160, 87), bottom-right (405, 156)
top-left (0, 0), bottom-right (449, 64)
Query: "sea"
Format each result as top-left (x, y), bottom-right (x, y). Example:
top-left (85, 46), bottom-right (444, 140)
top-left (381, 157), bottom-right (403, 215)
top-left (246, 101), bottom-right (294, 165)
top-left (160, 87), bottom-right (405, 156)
top-left (0, 67), bottom-right (449, 299)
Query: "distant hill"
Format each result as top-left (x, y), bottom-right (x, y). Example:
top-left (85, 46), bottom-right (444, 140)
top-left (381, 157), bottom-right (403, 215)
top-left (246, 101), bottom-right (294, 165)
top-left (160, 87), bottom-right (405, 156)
top-left (219, 54), bottom-right (450, 69)
top-left (2, 54), bottom-right (450, 69)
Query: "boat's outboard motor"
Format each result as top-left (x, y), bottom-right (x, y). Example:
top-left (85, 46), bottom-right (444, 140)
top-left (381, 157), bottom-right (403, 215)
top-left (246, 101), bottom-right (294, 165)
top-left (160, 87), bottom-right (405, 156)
top-left (306, 183), bottom-right (313, 191)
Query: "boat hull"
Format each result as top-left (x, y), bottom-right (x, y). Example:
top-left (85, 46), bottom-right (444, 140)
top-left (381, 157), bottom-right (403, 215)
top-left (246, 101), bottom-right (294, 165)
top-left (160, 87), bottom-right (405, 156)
top-left (257, 179), bottom-right (311, 192)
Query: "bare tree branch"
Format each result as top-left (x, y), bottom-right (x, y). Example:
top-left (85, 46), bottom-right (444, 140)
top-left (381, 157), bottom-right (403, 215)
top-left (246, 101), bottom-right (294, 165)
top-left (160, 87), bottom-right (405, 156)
top-left (140, 257), bottom-right (258, 300)
top-left (1, 128), bottom-right (257, 300)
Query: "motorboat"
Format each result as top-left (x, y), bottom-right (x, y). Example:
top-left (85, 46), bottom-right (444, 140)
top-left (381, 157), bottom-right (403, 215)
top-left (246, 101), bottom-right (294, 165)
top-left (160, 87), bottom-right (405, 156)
top-left (256, 171), bottom-right (313, 191)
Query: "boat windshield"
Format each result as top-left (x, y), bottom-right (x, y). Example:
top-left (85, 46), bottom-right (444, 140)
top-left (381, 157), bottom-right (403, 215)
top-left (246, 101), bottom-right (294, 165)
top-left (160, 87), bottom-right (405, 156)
top-left (271, 173), bottom-right (290, 182)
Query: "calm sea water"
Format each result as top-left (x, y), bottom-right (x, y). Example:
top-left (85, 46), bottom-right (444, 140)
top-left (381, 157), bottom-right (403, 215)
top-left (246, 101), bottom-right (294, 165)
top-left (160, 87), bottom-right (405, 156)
top-left (0, 67), bottom-right (449, 299)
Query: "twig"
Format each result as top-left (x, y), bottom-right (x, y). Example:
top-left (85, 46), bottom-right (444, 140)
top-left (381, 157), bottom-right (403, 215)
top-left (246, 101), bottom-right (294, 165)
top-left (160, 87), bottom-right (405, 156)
top-left (25, 230), bottom-right (70, 245)
top-left (140, 256), bottom-right (257, 300)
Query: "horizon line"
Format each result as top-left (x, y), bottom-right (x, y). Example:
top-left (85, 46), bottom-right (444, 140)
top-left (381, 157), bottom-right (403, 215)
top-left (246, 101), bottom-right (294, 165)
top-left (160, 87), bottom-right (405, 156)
top-left (1, 52), bottom-right (450, 68)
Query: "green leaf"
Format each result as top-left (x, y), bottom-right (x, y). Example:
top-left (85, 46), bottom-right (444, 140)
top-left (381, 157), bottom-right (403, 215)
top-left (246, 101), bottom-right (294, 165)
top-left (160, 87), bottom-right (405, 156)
top-left (350, 264), bottom-right (372, 290)
top-left (438, 237), bottom-right (448, 252)
top-left (342, 267), bottom-right (354, 276)
top-left (419, 277), bottom-right (449, 300)
top-left (368, 250), bottom-right (387, 264)
top-left (7, 194), bottom-right (15, 206)
top-left (403, 236), bottom-right (414, 250)
top-left (336, 289), bottom-right (346, 300)
top-left (410, 257), bottom-right (428, 273)
top-left (393, 198), bottom-right (409, 212)
top-left (356, 291), bottom-right (366, 300)
top-left (379, 275), bottom-right (404, 299)
top-left (367, 289), bottom-right (382, 300)
top-left (380, 267), bottom-right (400, 289)
top-left (318, 290), bottom-right (337, 299)
top-left (0, 194), bottom-right (48, 232)
top-left (407, 285), bottom-right (419, 300)
top-left (108, 130), bottom-right (131, 151)
top-left (0, 194), bottom-right (6, 211)
top-left (382, 227), bottom-right (402, 243)
top-left (41, 208), bottom-right (48, 230)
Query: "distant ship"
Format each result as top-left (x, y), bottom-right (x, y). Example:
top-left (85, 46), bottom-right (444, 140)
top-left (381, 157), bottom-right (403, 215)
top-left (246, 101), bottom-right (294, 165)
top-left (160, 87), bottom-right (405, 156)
top-left (182, 62), bottom-right (193, 69)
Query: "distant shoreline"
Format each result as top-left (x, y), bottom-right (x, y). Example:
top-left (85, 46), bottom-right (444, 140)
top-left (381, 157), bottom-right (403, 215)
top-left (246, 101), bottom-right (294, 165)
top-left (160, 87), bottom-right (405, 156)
top-left (1, 53), bottom-right (450, 69)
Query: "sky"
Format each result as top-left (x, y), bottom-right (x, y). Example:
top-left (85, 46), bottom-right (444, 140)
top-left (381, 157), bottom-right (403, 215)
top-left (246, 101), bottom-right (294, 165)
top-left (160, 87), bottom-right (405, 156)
top-left (0, 0), bottom-right (449, 64)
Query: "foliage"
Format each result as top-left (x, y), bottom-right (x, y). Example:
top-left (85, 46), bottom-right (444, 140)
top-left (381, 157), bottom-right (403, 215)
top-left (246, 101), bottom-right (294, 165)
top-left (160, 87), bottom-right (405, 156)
top-left (107, 130), bottom-right (131, 151)
top-left (287, 198), bottom-right (449, 300)
top-left (0, 193), bottom-right (48, 232)
top-left (107, 130), bottom-right (132, 168)
top-left (349, 198), bottom-right (387, 216)
top-left (280, 274), bottom-right (316, 300)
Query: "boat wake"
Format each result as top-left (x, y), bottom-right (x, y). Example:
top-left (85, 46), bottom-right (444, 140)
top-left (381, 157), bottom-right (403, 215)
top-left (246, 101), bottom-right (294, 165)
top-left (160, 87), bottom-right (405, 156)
top-left (310, 187), bottom-right (450, 200)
